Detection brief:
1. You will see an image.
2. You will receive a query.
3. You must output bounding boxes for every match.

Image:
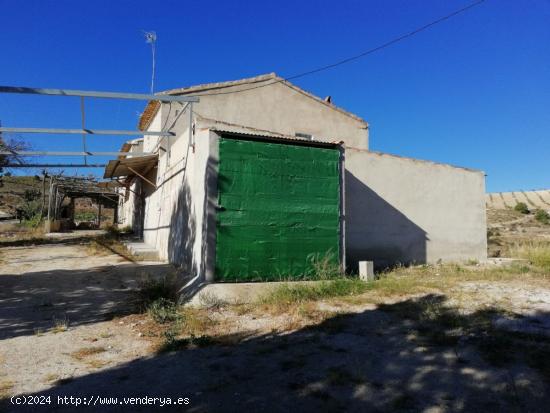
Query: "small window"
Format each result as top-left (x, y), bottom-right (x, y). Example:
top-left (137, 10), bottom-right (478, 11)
top-left (295, 132), bottom-right (313, 141)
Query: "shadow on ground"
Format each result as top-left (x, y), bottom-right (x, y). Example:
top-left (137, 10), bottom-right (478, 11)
top-left (0, 263), bottom-right (173, 340)
top-left (4, 294), bottom-right (550, 412)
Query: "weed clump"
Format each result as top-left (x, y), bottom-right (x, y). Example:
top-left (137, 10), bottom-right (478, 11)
top-left (514, 202), bottom-right (529, 214)
top-left (261, 278), bottom-right (369, 307)
top-left (147, 298), bottom-right (179, 324)
top-left (134, 274), bottom-right (179, 312)
top-left (535, 209), bottom-right (550, 225)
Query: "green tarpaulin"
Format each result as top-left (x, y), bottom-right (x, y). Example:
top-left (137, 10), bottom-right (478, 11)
top-left (215, 138), bottom-right (340, 281)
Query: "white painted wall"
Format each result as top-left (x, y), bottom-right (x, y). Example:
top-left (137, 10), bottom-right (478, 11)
top-left (118, 77), bottom-right (487, 281)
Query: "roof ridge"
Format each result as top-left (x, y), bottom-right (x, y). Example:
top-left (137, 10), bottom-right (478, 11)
top-left (138, 72), bottom-right (368, 130)
top-left (157, 73), bottom-right (278, 96)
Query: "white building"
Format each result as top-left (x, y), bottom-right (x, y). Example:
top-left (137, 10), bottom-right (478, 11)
top-left (105, 73), bottom-right (487, 284)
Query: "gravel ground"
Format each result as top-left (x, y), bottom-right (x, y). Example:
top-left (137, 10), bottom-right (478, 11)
top-left (0, 238), bottom-right (171, 398)
top-left (1, 237), bottom-right (550, 412)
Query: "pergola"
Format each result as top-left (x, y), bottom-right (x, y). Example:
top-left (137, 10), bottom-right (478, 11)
top-left (45, 175), bottom-right (120, 230)
top-left (0, 85), bottom-right (198, 167)
top-left (0, 84), bottom-right (200, 231)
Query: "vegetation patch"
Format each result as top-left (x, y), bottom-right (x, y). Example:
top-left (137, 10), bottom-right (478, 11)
top-left (260, 278), bottom-right (370, 309)
top-left (514, 202), bottom-right (530, 214)
top-left (509, 241), bottom-right (550, 271)
top-left (0, 380), bottom-right (14, 398)
top-left (535, 209), bottom-right (550, 225)
top-left (70, 346), bottom-right (107, 361)
top-left (134, 274), bottom-right (179, 312)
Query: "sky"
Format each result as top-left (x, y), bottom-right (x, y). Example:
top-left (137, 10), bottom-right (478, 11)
top-left (0, 0), bottom-right (548, 192)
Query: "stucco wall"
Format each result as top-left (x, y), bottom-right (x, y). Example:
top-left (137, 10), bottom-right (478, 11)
top-left (138, 104), bottom-right (213, 283)
top-left (157, 79), bottom-right (369, 149)
top-left (345, 149), bottom-right (487, 269)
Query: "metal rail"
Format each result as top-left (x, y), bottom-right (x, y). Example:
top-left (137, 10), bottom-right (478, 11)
top-left (0, 86), bottom-right (199, 102)
top-left (4, 163), bottom-right (106, 168)
top-left (0, 151), bottom-right (153, 156)
top-left (0, 127), bottom-right (173, 136)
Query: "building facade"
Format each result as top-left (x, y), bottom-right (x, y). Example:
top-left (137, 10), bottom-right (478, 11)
top-left (110, 73), bottom-right (487, 284)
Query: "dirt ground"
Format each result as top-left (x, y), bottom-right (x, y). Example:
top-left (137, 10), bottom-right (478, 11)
top-left (0, 232), bottom-right (549, 412)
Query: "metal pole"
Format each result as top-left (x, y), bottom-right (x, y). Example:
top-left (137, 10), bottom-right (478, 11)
top-left (98, 201), bottom-right (102, 228)
top-left (46, 177), bottom-right (53, 223)
top-left (0, 151), bottom-right (154, 156)
top-left (189, 102), bottom-right (194, 152)
top-left (80, 97), bottom-right (87, 165)
top-left (0, 127), bottom-right (173, 136)
top-left (339, 147), bottom-right (346, 274)
top-left (0, 86), bottom-right (199, 102)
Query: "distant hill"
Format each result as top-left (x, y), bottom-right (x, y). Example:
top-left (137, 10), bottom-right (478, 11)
top-left (0, 175), bottom-right (112, 221)
top-left (0, 176), bottom-right (45, 215)
top-left (486, 190), bottom-right (550, 210)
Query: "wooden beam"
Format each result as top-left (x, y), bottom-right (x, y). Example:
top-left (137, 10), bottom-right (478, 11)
top-left (128, 166), bottom-right (156, 189)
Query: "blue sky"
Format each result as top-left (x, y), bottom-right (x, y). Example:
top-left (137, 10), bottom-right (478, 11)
top-left (0, 0), bottom-right (548, 192)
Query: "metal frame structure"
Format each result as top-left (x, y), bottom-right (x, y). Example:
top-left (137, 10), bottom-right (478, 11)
top-left (5, 163), bottom-right (107, 168)
top-left (0, 127), bottom-right (173, 136)
top-left (45, 175), bottom-right (120, 229)
top-left (0, 151), bottom-right (153, 156)
top-left (0, 85), bottom-right (199, 168)
top-left (0, 86), bottom-right (198, 102)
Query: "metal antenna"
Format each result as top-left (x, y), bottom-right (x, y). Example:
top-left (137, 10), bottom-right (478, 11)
top-left (143, 31), bottom-right (157, 94)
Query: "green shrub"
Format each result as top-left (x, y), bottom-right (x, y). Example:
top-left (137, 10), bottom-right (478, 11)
top-left (514, 202), bottom-right (529, 214)
top-left (74, 211), bottom-right (96, 221)
top-left (307, 250), bottom-right (342, 280)
top-left (147, 298), bottom-right (179, 324)
top-left (21, 214), bottom-right (42, 228)
top-left (535, 209), bottom-right (550, 225)
top-left (135, 275), bottom-right (179, 311)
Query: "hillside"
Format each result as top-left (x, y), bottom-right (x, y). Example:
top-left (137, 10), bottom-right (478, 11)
top-left (486, 189), bottom-right (550, 210)
top-left (0, 176), bottom-right (112, 221)
top-left (0, 176), bottom-right (45, 216)
top-left (487, 207), bottom-right (550, 257)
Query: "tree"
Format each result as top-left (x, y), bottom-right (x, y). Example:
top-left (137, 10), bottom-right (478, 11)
top-left (0, 127), bottom-right (28, 186)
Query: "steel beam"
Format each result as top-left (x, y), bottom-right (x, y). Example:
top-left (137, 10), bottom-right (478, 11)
top-left (0, 127), bottom-right (172, 136)
top-left (0, 86), bottom-right (199, 103)
top-left (4, 163), bottom-right (106, 168)
top-left (0, 151), bottom-right (153, 156)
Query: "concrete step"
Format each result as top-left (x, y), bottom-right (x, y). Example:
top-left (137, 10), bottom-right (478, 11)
top-left (125, 242), bottom-right (160, 261)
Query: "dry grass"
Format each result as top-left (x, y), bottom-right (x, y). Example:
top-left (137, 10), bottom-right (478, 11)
top-left (134, 243), bottom-right (550, 356)
top-left (50, 316), bottom-right (69, 333)
top-left (0, 379), bottom-right (14, 398)
top-left (86, 359), bottom-right (110, 369)
top-left (43, 373), bottom-right (60, 383)
top-left (0, 224), bottom-right (46, 243)
top-left (70, 346), bottom-right (106, 361)
top-left (508, 241), bottom-right (550, 271)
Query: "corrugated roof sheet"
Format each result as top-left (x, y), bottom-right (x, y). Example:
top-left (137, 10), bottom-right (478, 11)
top-left (103, 155), bottom-right (158, 179)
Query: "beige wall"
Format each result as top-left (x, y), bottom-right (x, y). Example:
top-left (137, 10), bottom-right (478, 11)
top-left (157, 79), bottom-right (369, 149)
top-left (120, 80), bottom-right (487, 280)
top-left (345, 149), bottom-right (487, 269)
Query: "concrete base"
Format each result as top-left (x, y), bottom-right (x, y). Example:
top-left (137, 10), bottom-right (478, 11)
top-left (185, 280), bottom-right (333, 308)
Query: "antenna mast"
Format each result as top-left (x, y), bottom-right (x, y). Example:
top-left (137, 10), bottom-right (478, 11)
top-left (143, 31), bottom-right (157, 94)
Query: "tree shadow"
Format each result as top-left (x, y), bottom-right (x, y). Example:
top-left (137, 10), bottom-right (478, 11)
top-left (0, 262), bottom-right (173, 340)
top-left (5, 294), bottom-right (550, 412)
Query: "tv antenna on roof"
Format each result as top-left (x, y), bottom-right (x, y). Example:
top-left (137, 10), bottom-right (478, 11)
top-left (143, 30), bottom-right (157, 94)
